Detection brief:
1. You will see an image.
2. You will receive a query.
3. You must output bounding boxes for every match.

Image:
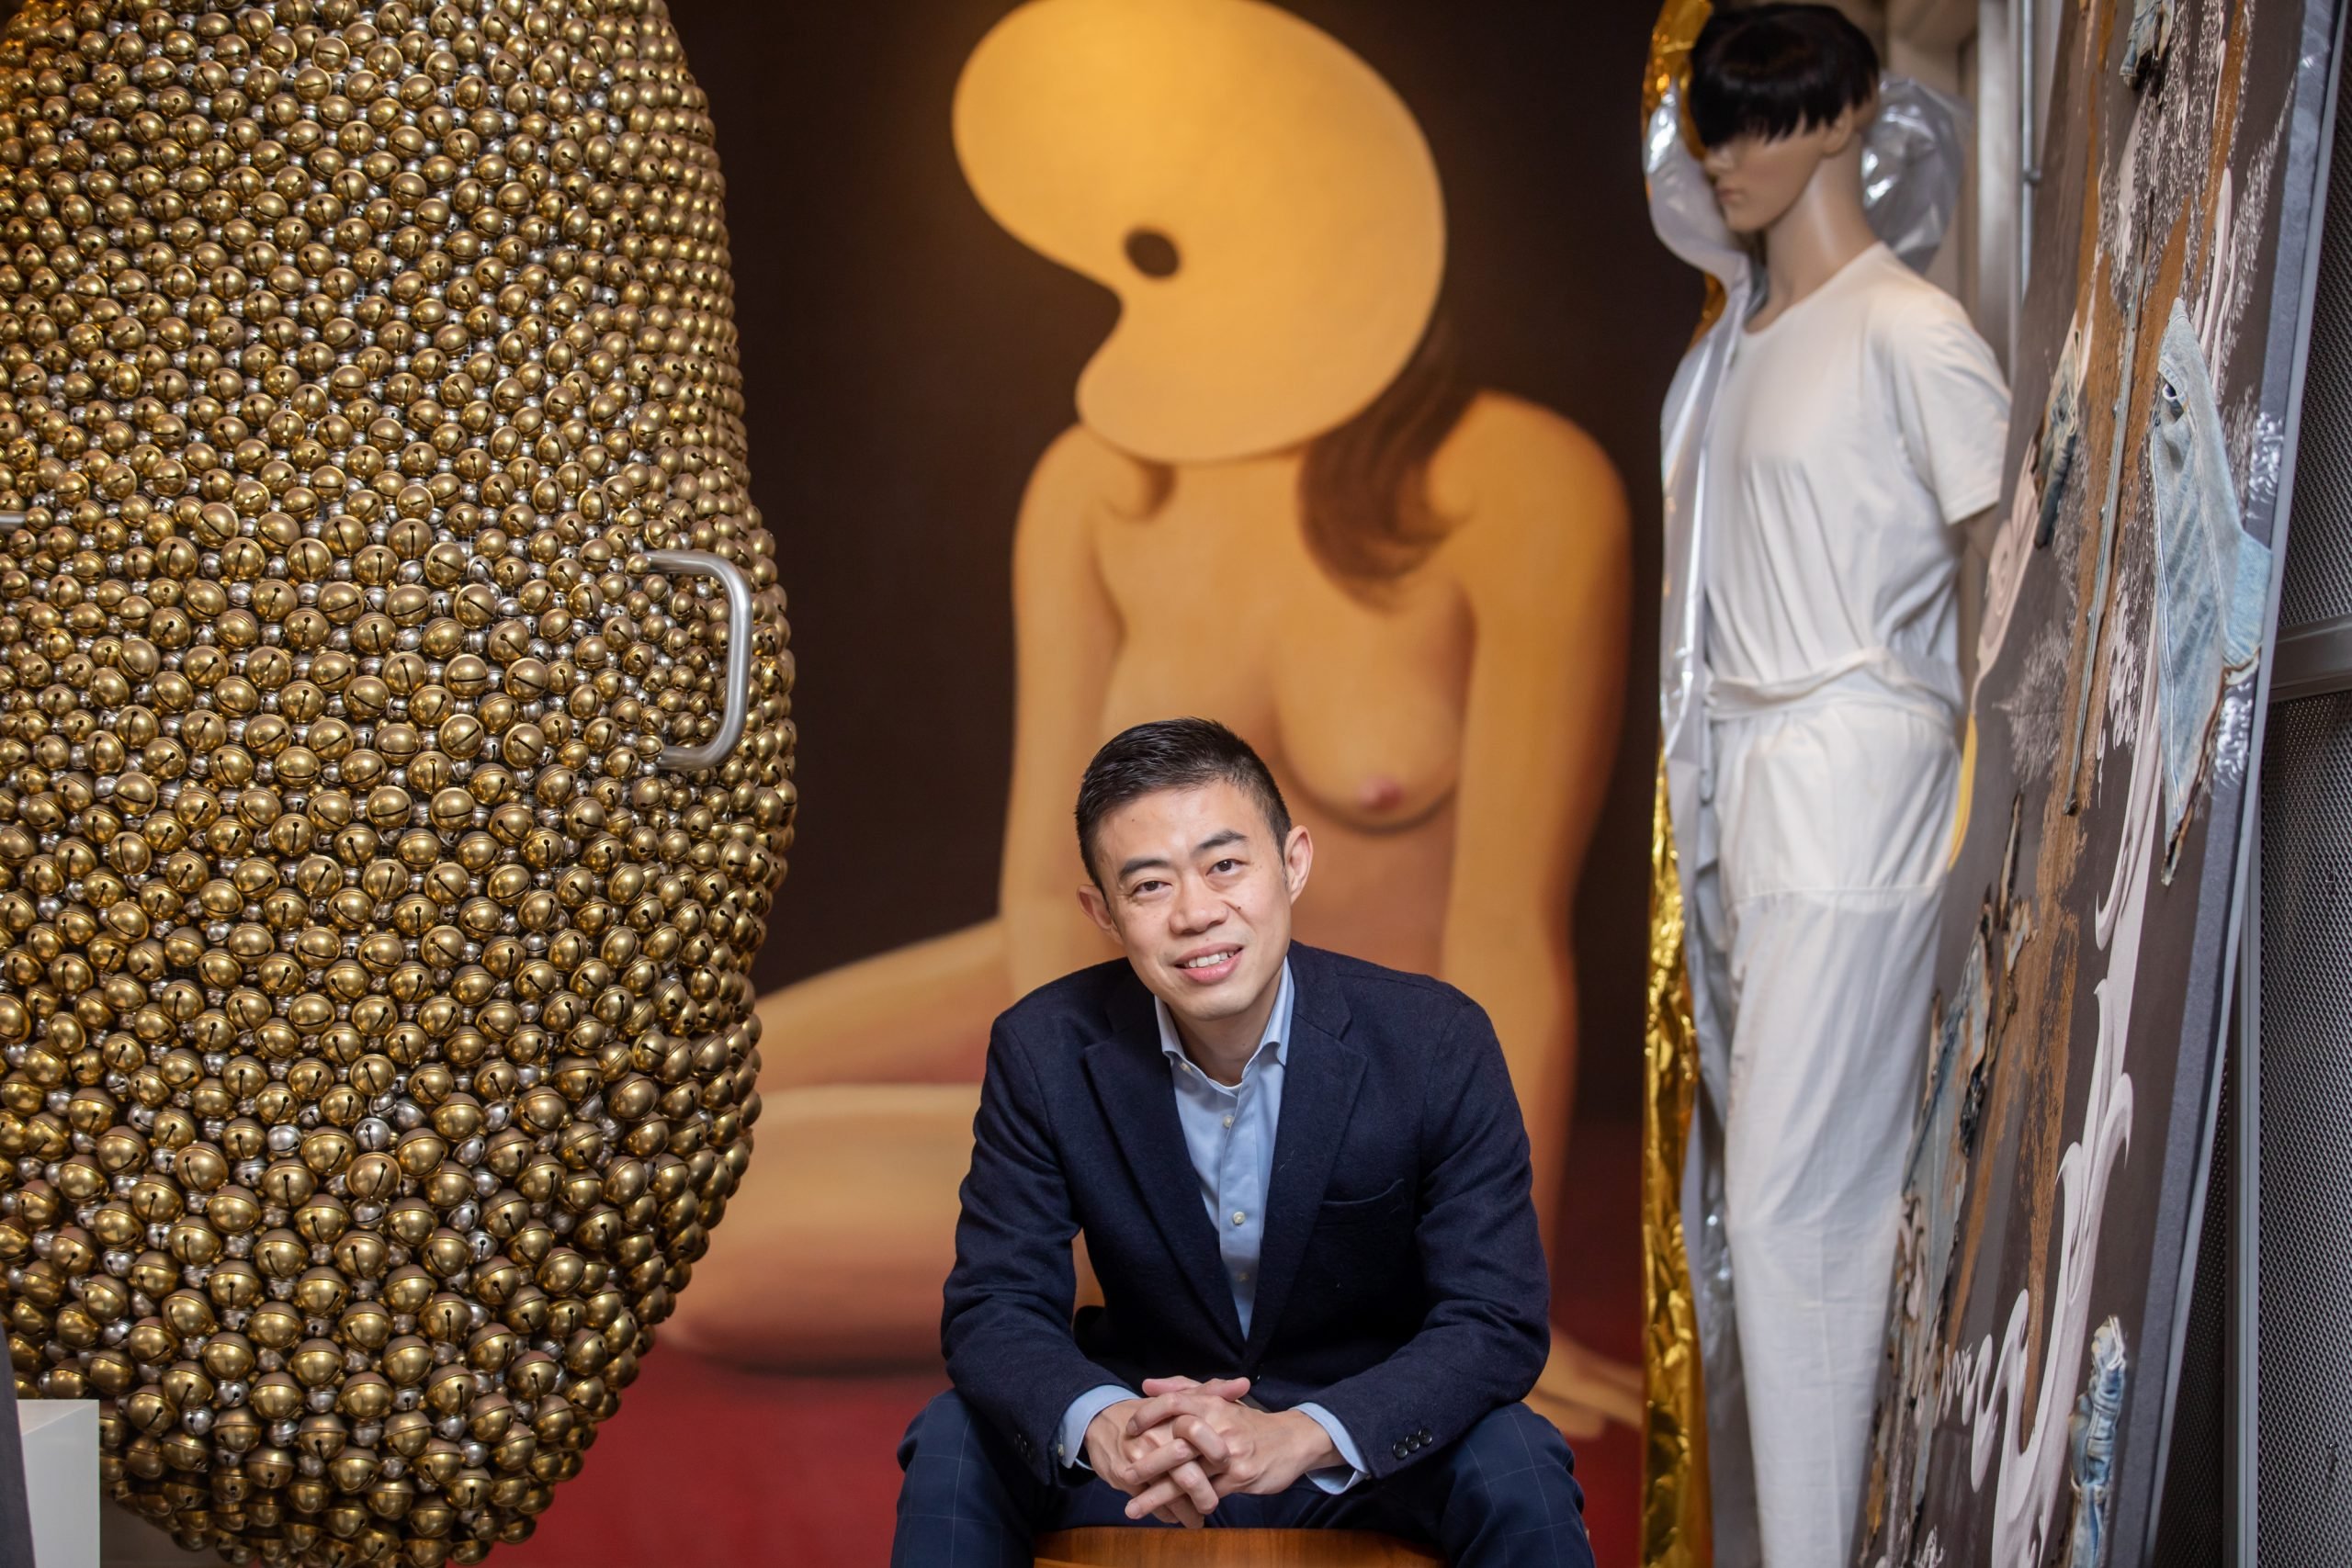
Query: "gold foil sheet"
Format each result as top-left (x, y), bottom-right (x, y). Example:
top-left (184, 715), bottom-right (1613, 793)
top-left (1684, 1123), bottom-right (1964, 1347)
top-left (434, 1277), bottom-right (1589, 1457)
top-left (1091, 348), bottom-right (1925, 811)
top-left (1642, 0), bottom-right (1716, 1559)
top-left (1643, 0), bottom-right (1715, 126)
top-left (1640, 750), bottom-right (1709, 1568)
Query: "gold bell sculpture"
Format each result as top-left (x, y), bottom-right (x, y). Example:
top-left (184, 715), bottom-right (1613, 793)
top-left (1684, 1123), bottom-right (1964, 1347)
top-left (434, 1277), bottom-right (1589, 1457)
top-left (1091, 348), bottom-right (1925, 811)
top-left (0, 0), bottom-right (795, 1562)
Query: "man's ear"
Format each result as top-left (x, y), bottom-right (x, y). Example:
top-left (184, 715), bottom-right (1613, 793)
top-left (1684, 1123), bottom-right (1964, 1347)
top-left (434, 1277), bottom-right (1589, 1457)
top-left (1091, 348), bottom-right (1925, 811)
top-left (1282, 824), bottom-right (1314, 900)
top-left (1076, 882), bottom-right (1118, 938)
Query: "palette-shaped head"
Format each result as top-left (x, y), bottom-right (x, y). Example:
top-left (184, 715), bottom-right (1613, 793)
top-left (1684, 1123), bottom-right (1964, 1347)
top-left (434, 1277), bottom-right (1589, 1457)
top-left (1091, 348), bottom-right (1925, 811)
top-left (954, 0), bottom-right (1446, 465)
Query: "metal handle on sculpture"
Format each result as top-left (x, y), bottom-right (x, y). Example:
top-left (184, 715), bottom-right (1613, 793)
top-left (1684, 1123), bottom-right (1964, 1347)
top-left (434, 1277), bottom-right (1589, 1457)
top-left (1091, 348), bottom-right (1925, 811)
top-left (647, 547), bottom-right (756, 772)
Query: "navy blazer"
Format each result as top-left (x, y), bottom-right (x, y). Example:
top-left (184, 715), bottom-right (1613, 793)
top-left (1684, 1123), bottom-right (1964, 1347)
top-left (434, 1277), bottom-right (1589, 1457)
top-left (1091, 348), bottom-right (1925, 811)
top-left (941, 942), bottom-right (1551, 1487)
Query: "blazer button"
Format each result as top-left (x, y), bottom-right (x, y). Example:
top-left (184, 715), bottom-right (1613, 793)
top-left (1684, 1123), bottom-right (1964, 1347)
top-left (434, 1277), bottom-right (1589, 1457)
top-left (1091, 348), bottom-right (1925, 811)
top-left (1418, 1428), bottom-right (1432, 1443)
top-left (1392, 1441), bottom-right (1409, 1460)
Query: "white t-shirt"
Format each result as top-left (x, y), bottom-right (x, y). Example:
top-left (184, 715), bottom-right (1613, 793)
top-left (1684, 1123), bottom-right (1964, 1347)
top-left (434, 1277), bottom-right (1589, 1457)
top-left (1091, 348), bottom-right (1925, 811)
top-left (1702, 243), bottom-right (2010, 721)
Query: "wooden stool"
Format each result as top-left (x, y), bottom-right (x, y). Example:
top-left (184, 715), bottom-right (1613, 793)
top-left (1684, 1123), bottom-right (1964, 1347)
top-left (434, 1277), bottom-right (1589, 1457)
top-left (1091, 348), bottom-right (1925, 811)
top-left (1035, 1528), bottom-right (1446, 1566)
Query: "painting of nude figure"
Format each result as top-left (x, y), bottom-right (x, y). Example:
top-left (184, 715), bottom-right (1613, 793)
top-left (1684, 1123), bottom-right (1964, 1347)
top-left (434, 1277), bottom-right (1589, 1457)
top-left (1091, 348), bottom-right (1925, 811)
top-left (663, 0), bottom-right (1645, 1437)
top-left (474, 3), bottom-right (1710, 1560)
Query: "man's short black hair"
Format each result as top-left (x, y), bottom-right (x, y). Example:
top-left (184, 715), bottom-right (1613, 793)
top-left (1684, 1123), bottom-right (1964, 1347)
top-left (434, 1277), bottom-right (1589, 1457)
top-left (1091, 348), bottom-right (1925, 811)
top-left (1689, 3), bottom-right (1880, 151)
top-left (1075, 718), bottom-right (1292, 886)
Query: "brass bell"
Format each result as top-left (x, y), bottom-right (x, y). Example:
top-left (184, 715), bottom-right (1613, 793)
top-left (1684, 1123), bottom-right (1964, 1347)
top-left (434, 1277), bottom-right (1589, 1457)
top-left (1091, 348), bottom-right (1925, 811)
top-left (122, 1320), bottom-right (177, 1369)
top-left (198, 1336), bottom-right (256, 1386)
top-left (295, 1413), bottom-right (350, 1463)
top-left (211, 1408), bottom-right (262, 1458)
top-left (424, 1362), bottom-right (476, 1416)
top-left (244, 1449), bottom-right (297, 1492)
top-left (248, 1374), bottom-right (306, 1424)
top-left (78, 1279), bottom-right (128, 1325)
top-left (252, 1230), bottom-right (310, 1282)
top-left (288, 1339), bottom-right (348, 1391)
top-left (368, 1475), bottom-right (417, 1522)
top-left (160, 1292), bottom-right (216, 1342)
top-left (414, 1441), bottom-right (466, 1492)
top-left (381, 1410), bottom-right (435, 1461)
top-left (205, 1260), bottom-right (264, 1312)
top-left (294, 1268), bottom-right (353, 1319)
top-left (246, 1303), bottom-right (306, 1354)
top-left (336, 1303), bottom-right (393, 1355)
top-left (379, 1338), bottom-right (435, 1391)
top-left (337, 1371), bottom-right (397, 1425)
top-left (158, 1362), bottom-right (214, 1412)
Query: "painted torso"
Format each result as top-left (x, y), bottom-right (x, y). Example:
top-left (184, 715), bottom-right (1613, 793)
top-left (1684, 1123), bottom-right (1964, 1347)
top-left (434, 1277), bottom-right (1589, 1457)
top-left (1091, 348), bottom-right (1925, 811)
top-left (1089, 433), bottom-right (1468, 973)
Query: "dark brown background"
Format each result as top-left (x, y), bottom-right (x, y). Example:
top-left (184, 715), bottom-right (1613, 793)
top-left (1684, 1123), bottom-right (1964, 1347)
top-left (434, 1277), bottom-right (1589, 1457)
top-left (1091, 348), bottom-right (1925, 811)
top-left (691, 0), bottom-right (1700, 1119)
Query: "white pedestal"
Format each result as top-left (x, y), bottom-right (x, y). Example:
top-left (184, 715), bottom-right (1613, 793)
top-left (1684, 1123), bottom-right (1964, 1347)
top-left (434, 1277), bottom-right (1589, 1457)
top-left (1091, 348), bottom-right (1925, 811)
top-left (16, 1401), bottom-right (96, 1568)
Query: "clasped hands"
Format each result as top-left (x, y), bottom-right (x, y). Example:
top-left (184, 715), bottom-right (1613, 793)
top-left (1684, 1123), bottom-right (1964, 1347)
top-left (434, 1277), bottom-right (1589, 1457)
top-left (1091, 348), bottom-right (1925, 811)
top-left (1082, 1375), bottom-right (1340, 1528)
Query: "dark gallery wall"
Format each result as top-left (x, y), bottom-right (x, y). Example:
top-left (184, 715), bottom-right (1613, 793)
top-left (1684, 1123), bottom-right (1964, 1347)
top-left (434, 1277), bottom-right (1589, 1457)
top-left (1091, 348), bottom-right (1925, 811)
top-left (684, 0), bottom-right (1701, 1118)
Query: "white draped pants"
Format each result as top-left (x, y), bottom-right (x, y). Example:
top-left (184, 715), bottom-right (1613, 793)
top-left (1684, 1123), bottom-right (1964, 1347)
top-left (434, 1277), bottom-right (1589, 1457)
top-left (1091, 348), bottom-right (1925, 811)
top-left (1705, 697), bottom-right (1956, 1568)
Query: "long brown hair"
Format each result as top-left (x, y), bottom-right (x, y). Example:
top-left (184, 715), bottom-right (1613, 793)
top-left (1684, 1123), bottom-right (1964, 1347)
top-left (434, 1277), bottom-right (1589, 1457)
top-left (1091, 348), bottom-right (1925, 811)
top-left (1126, 313), bottom-right (1476, 600)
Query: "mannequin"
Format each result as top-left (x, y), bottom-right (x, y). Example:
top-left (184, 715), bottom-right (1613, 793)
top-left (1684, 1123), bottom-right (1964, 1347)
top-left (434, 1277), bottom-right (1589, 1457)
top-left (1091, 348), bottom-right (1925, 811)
top-left (1684, 7), bottom-right (2009, 1564)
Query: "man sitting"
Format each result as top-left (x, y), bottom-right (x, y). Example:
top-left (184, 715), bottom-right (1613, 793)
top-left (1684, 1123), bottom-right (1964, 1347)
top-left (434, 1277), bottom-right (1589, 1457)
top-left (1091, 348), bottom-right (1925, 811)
top-left (891, 717), bottom-right (1592, 1565)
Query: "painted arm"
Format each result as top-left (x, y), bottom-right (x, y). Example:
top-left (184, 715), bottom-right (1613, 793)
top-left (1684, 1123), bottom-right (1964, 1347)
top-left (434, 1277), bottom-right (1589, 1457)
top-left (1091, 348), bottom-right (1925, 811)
top-left (1001, 425), bottom-right (1131, 997)
top-left (740, 427), bottom-right (1130, 1089)
top-left (1431, 398), bottom-right (1632, 1226)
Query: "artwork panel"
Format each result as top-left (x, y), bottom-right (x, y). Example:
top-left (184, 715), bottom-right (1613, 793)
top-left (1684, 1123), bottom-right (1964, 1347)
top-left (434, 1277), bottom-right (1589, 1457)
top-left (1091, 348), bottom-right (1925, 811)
top-left (1856, 0), bottom-right (2339, 1562)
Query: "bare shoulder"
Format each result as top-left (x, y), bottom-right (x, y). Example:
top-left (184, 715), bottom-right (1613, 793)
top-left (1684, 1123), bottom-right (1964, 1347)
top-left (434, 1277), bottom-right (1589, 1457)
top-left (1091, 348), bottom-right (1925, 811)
top-left (1429, 392), bottom-right (1630, 583)
top-left (1021, 422), bottom-right (1160, 532)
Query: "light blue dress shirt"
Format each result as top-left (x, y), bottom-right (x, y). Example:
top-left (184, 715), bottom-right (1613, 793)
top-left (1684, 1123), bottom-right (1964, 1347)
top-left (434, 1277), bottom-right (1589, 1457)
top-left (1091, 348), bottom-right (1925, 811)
top-left (1054, 961), bottom-right (1369, 1492)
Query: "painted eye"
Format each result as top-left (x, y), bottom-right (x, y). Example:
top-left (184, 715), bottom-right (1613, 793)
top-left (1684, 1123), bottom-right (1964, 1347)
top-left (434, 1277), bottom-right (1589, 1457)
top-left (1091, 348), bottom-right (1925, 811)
top-left (1124, 227), bottom-right (1181, 278)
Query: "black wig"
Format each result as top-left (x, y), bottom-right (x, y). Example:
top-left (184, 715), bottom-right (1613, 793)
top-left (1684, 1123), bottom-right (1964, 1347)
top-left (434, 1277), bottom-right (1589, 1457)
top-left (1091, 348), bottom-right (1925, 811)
top-left (1689, 4), bottom-right (1879, 150)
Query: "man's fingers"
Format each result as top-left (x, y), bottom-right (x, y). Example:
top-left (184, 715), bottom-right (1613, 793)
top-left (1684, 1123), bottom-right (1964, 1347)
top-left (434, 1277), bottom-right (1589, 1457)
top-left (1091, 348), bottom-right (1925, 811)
top-left (1170, 1413), bottom-right (1229, 1465)
top-left (1124, 1391), bottom-right (1220, 1437)
top-left (1139, 1374), bottom-right (1251, 1402)
top-left (1123, 1476), bottom-right (1182, 1521)
top-left (1125, 1436), bottom-right (1197, 1485)
top-left (1124, 1460), bottom-right (1218, 1524)
top-left (1174, 1460), bottom-right (1219, 1519)
top-left (1154, 1495), bottom-right (1204, 1529)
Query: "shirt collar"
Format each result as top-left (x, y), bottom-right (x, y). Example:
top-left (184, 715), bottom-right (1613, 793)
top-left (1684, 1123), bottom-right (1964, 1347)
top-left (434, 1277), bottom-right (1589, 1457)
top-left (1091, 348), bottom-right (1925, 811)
top-left (1156, 957), bottom-right (1295, 1080)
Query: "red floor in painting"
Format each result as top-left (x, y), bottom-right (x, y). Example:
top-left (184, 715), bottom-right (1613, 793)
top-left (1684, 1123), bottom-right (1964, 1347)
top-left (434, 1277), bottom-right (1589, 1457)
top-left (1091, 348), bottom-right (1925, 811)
top-left (503, 1117), bottom-right (1646, 1567)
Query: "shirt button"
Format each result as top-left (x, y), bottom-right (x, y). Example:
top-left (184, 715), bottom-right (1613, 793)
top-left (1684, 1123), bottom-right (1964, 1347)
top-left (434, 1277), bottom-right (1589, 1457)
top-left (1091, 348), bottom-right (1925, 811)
top-left (1231, 1211), bottom-right (1246, 1225)
top-left (1223, 1114), bottom-right (1234, 1128)
top-left (1236, 1271), bottom-right (1249, 1282)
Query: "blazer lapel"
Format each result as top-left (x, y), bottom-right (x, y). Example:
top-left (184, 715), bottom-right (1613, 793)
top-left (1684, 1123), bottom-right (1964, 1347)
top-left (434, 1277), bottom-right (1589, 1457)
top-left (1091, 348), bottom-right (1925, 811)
top-left (1080, 979), bottom-right (1246, 1350)
top-left (1243, 950), bottom-right (1364, 1363)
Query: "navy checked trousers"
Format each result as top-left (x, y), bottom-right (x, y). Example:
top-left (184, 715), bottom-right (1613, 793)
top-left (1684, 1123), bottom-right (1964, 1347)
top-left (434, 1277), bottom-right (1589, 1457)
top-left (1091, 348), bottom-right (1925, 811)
top-left (890, 1392), bottom-right (1595, 1567)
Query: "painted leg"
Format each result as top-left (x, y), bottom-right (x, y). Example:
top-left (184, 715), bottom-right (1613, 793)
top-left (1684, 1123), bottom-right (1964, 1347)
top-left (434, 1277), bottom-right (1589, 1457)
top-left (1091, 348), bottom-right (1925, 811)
top-left (749, 918), bottom-right (1012, 1091)
top-left (667, 1084), bottom-right (979, 1365)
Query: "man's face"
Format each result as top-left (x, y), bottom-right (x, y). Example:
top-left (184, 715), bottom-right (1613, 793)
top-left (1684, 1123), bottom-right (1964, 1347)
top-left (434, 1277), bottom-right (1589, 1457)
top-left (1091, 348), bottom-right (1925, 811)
top-left (1699, 104), bottom-right (1860, 235)
top-left (1077, 779), bottom-right (1312, 1036)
